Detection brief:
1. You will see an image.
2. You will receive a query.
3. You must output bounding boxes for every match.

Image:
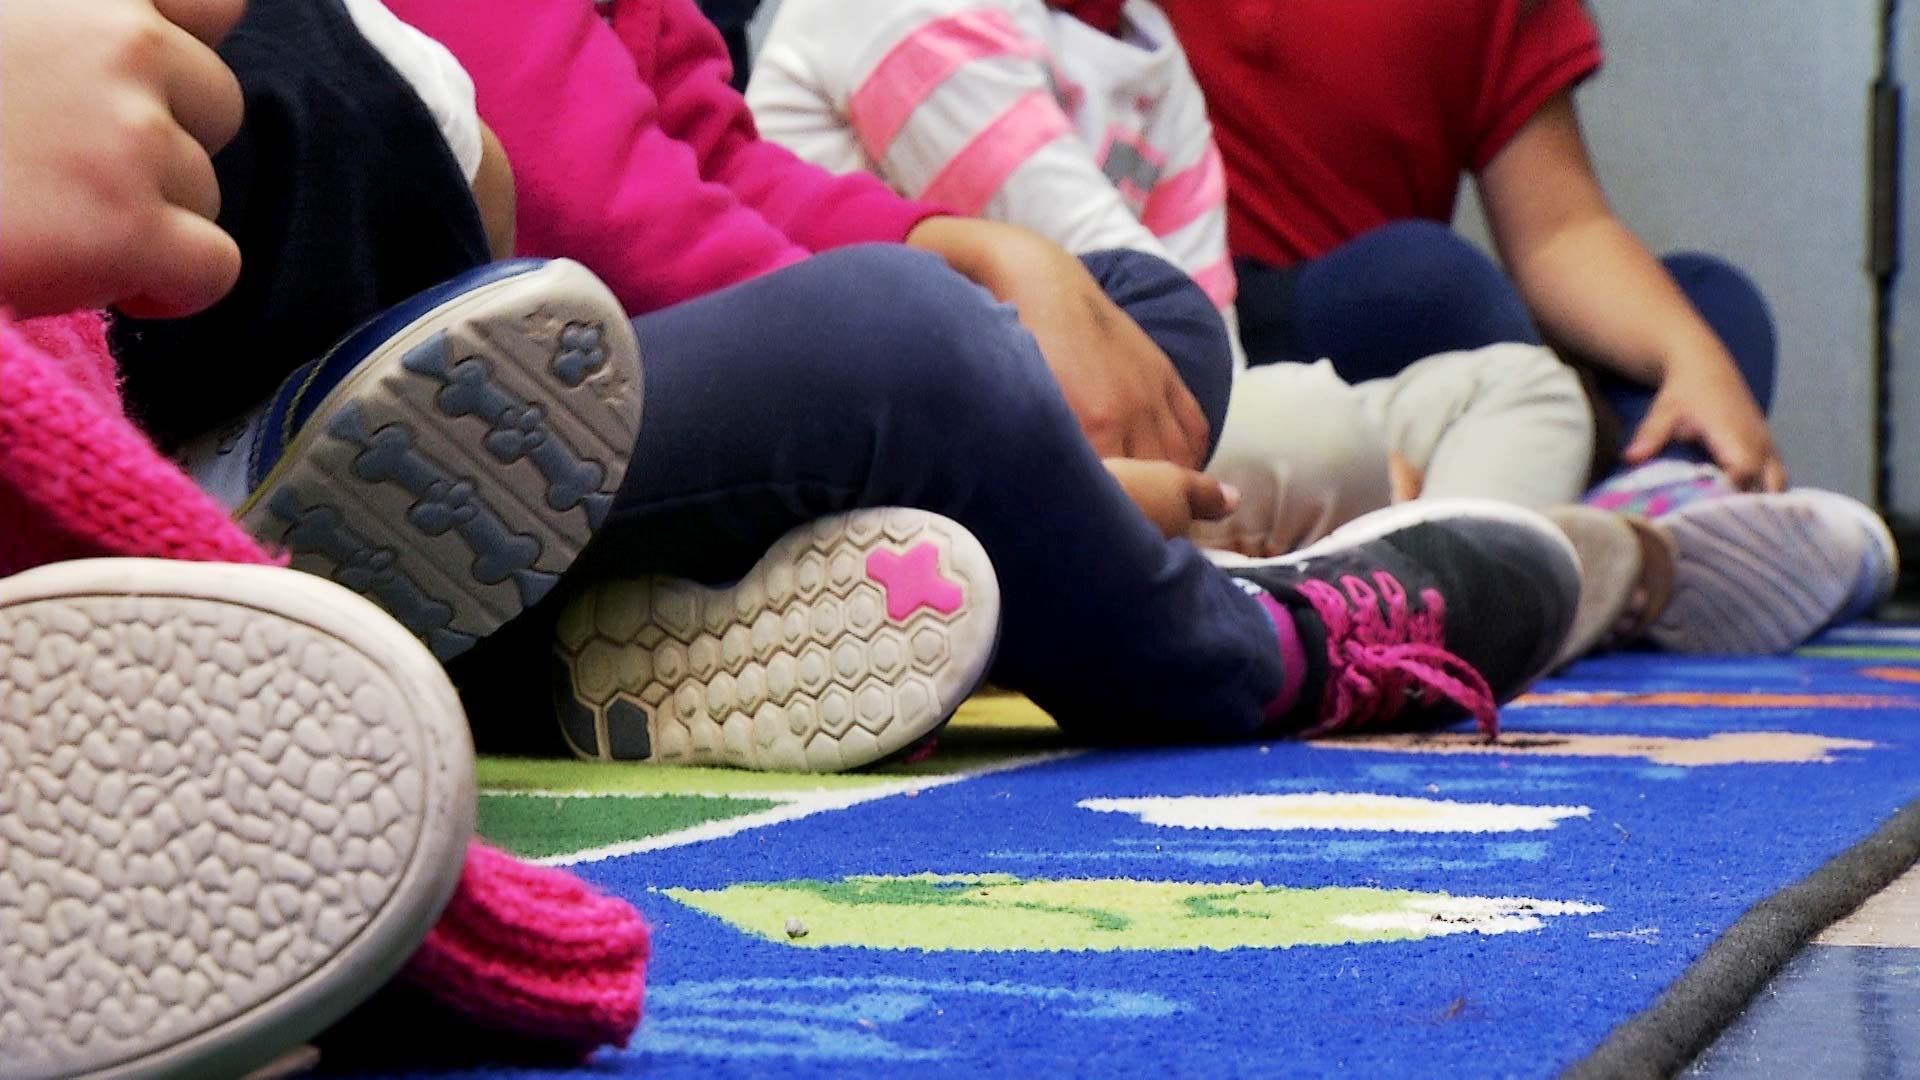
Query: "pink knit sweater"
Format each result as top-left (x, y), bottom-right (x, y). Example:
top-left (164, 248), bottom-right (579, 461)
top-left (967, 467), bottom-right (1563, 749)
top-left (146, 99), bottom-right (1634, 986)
top-left (386, 0), bottom-right (949, 314)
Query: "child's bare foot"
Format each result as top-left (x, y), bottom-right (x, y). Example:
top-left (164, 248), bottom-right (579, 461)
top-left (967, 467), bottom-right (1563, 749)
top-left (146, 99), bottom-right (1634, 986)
top-left (1104, 458), bottom-right (1239, 540)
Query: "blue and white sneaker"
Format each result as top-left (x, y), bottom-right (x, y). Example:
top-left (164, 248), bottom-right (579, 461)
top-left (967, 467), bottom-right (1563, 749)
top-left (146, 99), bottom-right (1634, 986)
top-left (179, 259), bottom-right (643, 660)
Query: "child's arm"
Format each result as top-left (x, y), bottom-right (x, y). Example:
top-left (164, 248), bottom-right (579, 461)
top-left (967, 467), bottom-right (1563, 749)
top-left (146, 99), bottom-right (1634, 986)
top-left (906, 215), bottom-right (1211, 466)
top-left (647, 0), bottom-right (946, 253)
top-left (387, 0), bottom-right (819, 312)
top-left (1477, 92), bottom-right (1785, 491)
top-left (748, 0), bottom-right (1168, 262)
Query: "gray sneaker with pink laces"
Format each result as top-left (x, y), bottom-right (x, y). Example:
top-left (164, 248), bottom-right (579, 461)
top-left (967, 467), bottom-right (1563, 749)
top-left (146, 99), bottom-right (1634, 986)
top-left (1227, 499), bottom-right (1582, 738)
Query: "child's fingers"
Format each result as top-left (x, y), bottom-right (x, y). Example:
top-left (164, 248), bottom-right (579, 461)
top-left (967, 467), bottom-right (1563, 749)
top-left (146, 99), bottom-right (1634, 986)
top-left (1761, 457), bottom-right (1790, 493)
top-left (1165, 380), bottom-right (1211, 469)
top-left (119, 206), bottom-right (240, 317)
top-left (152, 0), bottom-right (247, 50)
top-left (158, 124), bottom-right (222, 221)
top-left (160, 22), bottom-right (244, 152)
top-left (1184, 472), bottom-right (1237, 522)
top-left (1621, 406), bottom-right (1675, 464)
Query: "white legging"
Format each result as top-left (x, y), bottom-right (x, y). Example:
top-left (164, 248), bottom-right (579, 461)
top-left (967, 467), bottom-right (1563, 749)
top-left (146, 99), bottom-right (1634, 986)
top-left (1195, 343), bottom-right (1596, 554)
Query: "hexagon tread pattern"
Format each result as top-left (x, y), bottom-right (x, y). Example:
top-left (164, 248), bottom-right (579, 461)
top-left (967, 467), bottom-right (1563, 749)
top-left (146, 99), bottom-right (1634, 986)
top-left (554, 508), bottom-right (1001, 773)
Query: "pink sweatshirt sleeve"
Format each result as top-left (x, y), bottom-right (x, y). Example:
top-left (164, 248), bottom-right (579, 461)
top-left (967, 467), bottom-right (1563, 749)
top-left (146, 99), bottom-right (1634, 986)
top-left (645, 0), bottom-right (948, 252)
top-left (387, 0), bottom-right (814, 312)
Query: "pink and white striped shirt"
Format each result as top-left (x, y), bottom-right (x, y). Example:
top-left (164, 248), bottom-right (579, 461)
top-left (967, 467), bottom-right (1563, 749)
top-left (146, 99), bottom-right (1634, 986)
top-left (747, 0), bottom-right (1235, 314)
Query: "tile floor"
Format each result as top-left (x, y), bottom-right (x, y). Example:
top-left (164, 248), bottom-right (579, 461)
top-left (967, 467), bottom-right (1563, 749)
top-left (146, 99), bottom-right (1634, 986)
top-left (1691, 866), bottom-right (1920, 1077)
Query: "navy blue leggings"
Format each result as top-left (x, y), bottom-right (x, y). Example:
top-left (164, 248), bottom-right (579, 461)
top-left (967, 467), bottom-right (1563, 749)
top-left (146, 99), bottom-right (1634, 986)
top-left (1234, 220), bottom-right (1777, 469)
top-left (459, 246), bottom-right (1276, 745)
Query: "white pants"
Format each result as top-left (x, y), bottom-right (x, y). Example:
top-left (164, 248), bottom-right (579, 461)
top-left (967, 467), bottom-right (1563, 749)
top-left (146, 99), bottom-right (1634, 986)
top-left (1193, 343), bottom-right (1595, 554)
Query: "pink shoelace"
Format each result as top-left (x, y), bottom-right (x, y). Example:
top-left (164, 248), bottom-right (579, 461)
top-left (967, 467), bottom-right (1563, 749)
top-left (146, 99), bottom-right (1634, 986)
top-left (1293, 570), bottom-right (1499, 738)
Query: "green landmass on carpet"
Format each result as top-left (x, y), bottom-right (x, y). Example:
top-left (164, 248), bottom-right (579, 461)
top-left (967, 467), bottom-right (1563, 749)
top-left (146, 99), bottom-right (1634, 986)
top-left (1798, 645), bottom-right (1920, 661)
top-left (477, 792), bottom-right (780, 860)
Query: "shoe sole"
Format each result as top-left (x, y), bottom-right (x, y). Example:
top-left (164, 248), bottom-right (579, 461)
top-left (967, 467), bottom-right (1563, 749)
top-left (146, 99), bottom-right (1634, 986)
top-left (238, 260), bottom-right (643, 661)
top-left (1649, 492), bottom-right (1872, 654)
top-left (1798, 489), bottom-right (1899, 624)
top-left (0, 559), bottom-right (475, 1080)
top-left (553, 508), bottom-right (1001, 772)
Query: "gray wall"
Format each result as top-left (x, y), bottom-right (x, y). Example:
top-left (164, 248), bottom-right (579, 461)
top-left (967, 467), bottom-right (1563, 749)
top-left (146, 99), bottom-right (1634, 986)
top-left (1457, 0), bottom-right (1883, 498)
top-left (1892, 4), bottom-right (1920, 514)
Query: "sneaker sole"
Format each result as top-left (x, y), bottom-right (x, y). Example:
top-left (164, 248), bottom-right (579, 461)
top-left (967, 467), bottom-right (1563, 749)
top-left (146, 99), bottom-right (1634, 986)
top-left (553, 509), bottom-right (1001, 772)
top-left (238, 260), bottom-right (643, 661)
top-left (1649, 492), bottom-right (1872, 654)
top-left (0, 560), bottom-right (475, 1080)
top-left (1798, 489), bottom-right (1899, 624)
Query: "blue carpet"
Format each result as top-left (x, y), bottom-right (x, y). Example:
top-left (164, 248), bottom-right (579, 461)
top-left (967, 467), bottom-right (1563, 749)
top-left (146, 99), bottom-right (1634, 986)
top-left (356, 627), bottom-right (1920, 1078)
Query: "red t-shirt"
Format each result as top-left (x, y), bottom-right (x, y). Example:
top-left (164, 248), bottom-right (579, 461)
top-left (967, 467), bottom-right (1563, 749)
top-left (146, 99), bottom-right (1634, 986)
top-left (1162, 0), bottom-right (1603, 267)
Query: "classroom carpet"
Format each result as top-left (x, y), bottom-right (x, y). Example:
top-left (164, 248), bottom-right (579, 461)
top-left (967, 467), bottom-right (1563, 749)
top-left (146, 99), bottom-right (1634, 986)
top-left (351, 624), bottom-right (1920, 1079)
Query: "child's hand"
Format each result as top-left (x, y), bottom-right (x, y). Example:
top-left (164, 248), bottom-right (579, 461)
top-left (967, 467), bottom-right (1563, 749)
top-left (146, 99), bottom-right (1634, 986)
top-left (1103, 458), bottom-right (1239, 540)
top-left (1622, 347), bottom-right (1787, 492)
top-left (0, 0), bottom-right (245, 318)
top-left (908, 217), bottom-right (1212, 468)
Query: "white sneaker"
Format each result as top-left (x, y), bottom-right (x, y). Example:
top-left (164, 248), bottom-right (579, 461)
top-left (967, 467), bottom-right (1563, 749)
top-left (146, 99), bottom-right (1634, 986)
top-left (0, 559), bottom-right (475, 1080)
top-left (552, 508), bottom-right (1001, 772)
top-left (1799, 489), bottom-right (1900, 627)
top-left (1649, 490), bottom-right (1879, 654)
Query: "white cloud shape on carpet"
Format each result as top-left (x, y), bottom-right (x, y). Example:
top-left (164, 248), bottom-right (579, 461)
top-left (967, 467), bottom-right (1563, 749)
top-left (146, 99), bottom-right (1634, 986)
top-left (1079, 793), bottom-right (1592, 833)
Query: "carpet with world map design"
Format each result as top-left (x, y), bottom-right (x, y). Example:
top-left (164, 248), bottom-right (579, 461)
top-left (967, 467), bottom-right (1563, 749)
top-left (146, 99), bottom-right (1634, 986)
top-left (342, 625), bottom-right (1920, 1079)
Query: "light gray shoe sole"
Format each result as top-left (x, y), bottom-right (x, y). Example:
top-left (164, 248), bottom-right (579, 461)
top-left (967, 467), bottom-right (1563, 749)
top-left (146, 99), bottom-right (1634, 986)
top-left (1797, 489), bottom-right (1899, 625)
top-left (239, 260), bottom-right (643, 661)
top-left (0, 559), bottom-right (475, 1080)
top-left (1649, 492), bottom-right (1874, 654)
top-left (553, 508), bottom-right (1001, 773)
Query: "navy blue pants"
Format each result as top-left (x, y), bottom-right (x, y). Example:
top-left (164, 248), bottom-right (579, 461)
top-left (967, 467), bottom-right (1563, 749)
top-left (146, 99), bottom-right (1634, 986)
top-left (1234, 220), bottom-right (1777, 472)
top-left (460, 246), bottom-right (1278, 746)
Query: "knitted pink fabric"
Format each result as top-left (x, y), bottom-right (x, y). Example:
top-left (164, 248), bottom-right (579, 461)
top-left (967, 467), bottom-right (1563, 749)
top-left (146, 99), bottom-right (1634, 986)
top-left (396, 843), bottom-right (650, 1047)
top-left (0, 313), bottom-right (270, 575)
top-left (0, 310), bottom-right (649, 1058)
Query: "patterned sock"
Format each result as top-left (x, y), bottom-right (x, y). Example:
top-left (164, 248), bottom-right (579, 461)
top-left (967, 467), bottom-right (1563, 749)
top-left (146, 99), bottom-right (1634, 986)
top-left (1236, 581), bottom-right (1312, 725)
top-left (0, 313), bottom-right (274, 574)
top-left (0, 310), bottom-right (650, 1060)
top-left (1585, 460), bottom-right (1735, 519)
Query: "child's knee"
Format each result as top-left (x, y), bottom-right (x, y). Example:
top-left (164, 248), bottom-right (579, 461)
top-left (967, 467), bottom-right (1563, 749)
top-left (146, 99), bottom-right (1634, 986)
top-left (800, 245), bottom-right (1068, 435)
top-left (1198, 361), bottom-right (1393, 553)
top-left (1360, 222), bottom-right (1532, 342)
top-left (1408, 343), bottom-right (1594, 442)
